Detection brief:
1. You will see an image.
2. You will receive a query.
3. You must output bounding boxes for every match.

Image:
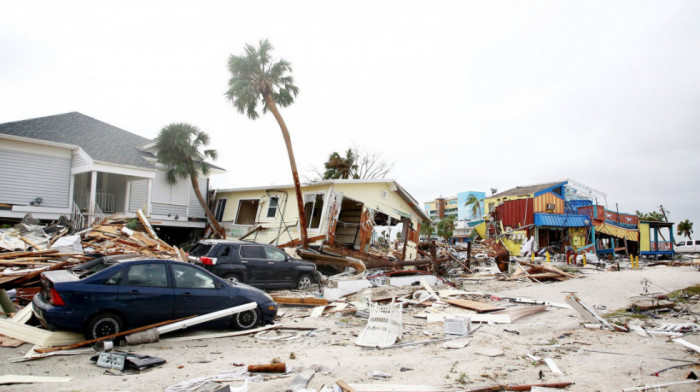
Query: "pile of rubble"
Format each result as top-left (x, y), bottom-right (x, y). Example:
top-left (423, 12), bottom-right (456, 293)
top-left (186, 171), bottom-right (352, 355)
top-left (0, 211), bottom-right (183, 294)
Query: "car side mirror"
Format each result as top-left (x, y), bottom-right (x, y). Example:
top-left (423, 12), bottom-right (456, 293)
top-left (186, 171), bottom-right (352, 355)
top-left (215, 281), bottom-right (224, 289)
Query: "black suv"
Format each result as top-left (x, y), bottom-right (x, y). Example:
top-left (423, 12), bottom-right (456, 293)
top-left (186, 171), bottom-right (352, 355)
top-left (187, 239), bottom-right (319, 290)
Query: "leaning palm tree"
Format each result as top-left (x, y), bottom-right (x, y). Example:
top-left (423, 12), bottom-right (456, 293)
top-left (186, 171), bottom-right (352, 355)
top-left (225, 39), bottom-right (309, 247)
top-left (464, 194), bottom-right (482, 220)
top-left (155, 123), bottom-right (226, 238)
top-left (677, 219), bottom-right (694, 240)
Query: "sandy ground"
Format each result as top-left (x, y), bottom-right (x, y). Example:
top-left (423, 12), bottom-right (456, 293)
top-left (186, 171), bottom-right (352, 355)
top-left (1, 264), bottom-right (699, 392)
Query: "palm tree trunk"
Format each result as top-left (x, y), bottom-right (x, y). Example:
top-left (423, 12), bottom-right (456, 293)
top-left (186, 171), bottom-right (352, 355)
top-left (191, 175), bottom-right (226, 239)
top-left (263, 92), bottom-right (309, 248)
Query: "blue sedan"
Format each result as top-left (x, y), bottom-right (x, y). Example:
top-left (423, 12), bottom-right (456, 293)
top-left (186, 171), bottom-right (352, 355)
top-left (33, 259), bottom-right (278, 339)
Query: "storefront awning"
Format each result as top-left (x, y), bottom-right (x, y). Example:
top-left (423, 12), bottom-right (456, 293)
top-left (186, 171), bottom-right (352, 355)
top-left (594, 222), bottom-right (639, 242)
top-left (534, 213), bottom-right (590, 228)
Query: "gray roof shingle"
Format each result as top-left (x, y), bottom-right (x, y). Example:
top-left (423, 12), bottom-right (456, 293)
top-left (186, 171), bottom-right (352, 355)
top-left (0, 112), bottom-right (153, 169)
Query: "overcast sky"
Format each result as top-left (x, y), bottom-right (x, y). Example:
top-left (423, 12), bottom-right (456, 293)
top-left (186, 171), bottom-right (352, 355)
top-left (2, 1), bottom-right (699, 230)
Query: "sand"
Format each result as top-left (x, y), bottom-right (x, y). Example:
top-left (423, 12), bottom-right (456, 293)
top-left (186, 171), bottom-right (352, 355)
top-left (1, 265), bottom-right (698, 392)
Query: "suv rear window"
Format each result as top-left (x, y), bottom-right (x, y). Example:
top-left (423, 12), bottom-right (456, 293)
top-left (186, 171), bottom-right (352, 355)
top-left (189, 243), bottom-right (213, 257)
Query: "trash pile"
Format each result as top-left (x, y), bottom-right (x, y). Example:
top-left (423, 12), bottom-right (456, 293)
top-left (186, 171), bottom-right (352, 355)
top-left (0, 211), bottom-right (183, 293)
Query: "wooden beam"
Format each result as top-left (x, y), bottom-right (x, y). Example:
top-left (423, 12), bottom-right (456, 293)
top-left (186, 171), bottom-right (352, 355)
top-left (272, 296), bottom-right (328, 306)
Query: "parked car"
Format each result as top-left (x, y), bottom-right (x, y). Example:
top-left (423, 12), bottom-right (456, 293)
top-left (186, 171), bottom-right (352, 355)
top-left (675, 239), bottom-right (700, 253)
top-left (187, 239), bottom-right (319, 290)
top-left (33, 259), bottom-right (278, 339)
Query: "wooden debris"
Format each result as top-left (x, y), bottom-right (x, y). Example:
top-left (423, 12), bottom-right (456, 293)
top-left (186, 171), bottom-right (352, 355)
top-left (247, 363), bottom-right (286, 373)
top-left (0, 375), bottom-right (72, 385)
top-left (271, 296), bottom-right (328, 306)
top-left (445, 299), bottom-right (503, 313)
top-left (0, 318), bottom-right (83, 347)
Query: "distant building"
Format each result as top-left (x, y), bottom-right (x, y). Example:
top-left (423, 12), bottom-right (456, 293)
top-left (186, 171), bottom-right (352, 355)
top-left (424, 191), bottom-right (486, 222)
top-left (423, 190), bottom-right (486, 243)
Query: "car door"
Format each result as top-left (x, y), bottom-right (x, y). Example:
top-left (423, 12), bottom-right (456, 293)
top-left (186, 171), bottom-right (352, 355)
top-left (170, 262), bottom-right (233, 319)
top-left (262, 245), bottom-right (296, 288)
top-left (118, 261), bottom-right (174, 327)
top-left (239, 245), bottom-right (274, 287)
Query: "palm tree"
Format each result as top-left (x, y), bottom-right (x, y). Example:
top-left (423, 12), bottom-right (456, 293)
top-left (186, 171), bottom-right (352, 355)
top-left (464, 194), bottom-right (482, 220)
top-left (323, 149), bottom-right (358, 179)
top-left (677, 219), bottom-right (694, 240)
top-left (225, 40), bottom-right (308, 247)
top-left (420, 220), bottom-right (434, 241)
top-left (437, 215), bottom-right (456, 243)
top-left (155, 123), bottom-right (226, 238)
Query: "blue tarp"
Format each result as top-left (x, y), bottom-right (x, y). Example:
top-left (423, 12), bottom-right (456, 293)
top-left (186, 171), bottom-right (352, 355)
top-left (534, 213), bottom-right (590, 227)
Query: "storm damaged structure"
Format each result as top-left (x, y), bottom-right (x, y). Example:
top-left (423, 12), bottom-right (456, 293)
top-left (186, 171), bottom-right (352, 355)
top-left (478, 179), bottom-right (675, 259)
top-left (213, 179), bottom-right (429, 265)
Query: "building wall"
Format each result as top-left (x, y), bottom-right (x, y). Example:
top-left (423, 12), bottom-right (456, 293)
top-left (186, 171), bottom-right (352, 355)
top-left (483, 194), bottom-right (531, 218)
top-left (494, 198), bottom-right (534, 229)
top-left (0, 140), bottom-right (72, 208)
top-left (533, 193), bottom-right (565, 214)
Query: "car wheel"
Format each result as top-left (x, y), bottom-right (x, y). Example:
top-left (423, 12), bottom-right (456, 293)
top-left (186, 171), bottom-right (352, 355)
top-left (222, 273), bottom-right (241, 284)
top-left (86, 312), bottom-right (124, 339)
top-left (233, 307), bottom-right (260, 330)
top-left (296, 274), bottom-right (313, 290)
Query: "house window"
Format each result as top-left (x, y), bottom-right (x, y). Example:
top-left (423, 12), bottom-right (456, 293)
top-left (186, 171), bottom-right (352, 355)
top-left (266, 197), bottom-right (279, 218)
top-left (303, 193), bottom-right (324, 229)
top-left (381, 190), bottom-right (388, 199)
top-left (235, 200), bottom-right (259, 225)
top-left (214, 198), bottom-right (227, 222)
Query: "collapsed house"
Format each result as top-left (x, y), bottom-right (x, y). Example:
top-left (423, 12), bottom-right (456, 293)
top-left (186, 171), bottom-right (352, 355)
top-left (212, 179), bottom-right (429, 263)
top-left (0, 113), bottom-right (224, 242)
top-left (477, 180), bottom-right (676, 259)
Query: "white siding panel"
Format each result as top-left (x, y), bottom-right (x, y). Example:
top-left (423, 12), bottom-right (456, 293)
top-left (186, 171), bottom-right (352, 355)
top-left (152, 203), bottom-right (187, 217)
top-left (129, 180), bottom-right (148, 212)
top-left (187, 176), bottom-right (207, 219)
top-left (71, 150), bottom-right (89, 169)
top-left (0, 148), bottom-right (71, 208)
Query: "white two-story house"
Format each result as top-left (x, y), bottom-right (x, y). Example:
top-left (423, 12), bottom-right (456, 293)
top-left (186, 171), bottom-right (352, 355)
top-left (0, 112), bottom-right (224, 236)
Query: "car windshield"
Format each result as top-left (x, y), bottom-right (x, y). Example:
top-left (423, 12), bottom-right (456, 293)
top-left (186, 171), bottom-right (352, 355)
top-left (189, 243), bottom-right (213, 257)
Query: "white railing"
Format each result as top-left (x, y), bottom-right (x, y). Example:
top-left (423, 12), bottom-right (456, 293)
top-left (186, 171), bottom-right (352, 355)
top-left (72, 201), bottom-right (86, 229)
top-left (95, 192), bottom-right (115, 213)
top-left (92, 203), bottom-right (106, 226)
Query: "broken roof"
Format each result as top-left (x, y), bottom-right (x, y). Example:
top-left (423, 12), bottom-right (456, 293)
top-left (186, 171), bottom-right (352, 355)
top-left (490, 181), bottom-right (567, 199)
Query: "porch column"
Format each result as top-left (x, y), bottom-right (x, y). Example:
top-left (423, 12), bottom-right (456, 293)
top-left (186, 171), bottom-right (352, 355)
top-left (146, 178), bottom-right (153, 216)
top-left (124, 179), bottom-right (131, 214)
top-left (88, 171), bottom-right (97, 224)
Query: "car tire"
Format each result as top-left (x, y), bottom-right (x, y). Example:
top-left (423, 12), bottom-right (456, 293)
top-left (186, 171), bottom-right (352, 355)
top-left (222, 273), bottom-right (241, 284)
top-left (296, 274), bottom-right (313, 290)
top-left (86, 312), bottom-right (124, 339)
top-left (232, 307), bottom-right (260, 330)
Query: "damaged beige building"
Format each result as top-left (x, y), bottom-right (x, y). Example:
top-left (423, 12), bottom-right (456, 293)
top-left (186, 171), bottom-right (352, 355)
top-left (213, 179), bottom-right (428, 261)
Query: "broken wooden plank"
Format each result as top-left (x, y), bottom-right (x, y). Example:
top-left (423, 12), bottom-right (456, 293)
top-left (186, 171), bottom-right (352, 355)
top-left (20, 236), bottom-right (44, 250)
top-left (271, 296), bottom-right (328, 306)
top-left (471, 305), bottom-right (547, 324)
top-left (673, 338), bottom-right (700, 354)
top-left (0, 375), bottom-right (72, 385)
top-left (34, 317), bottom-right (192, 353)
top-left (445, 299), bottom-right (503, 313)
top-left (136, 209), bottom-right (159, 240)
top-left (0, 249), bottom-right (58, 260)
top-left (0, 318), bottom-right (84, 347)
